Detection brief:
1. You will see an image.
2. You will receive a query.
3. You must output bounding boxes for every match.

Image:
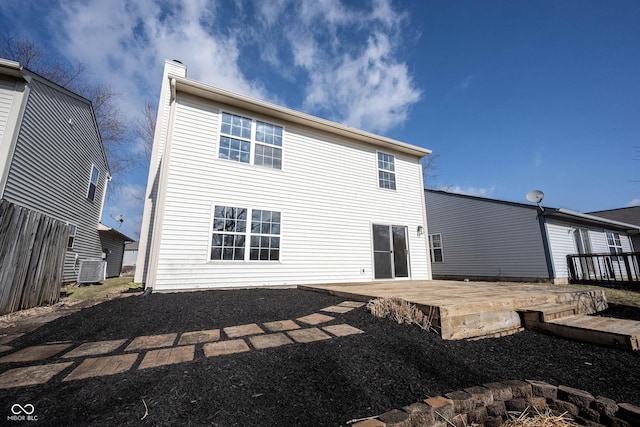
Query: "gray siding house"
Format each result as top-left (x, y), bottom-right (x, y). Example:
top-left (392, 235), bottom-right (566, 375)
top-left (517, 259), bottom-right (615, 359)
top-left (0, 58), bottom-right (110, 283)
top-left (425, 189), bottom-right (640, 284)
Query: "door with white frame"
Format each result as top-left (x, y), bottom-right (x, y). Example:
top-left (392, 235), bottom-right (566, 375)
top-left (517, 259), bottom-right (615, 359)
top-left (372, 224), bottom-right (410, 279)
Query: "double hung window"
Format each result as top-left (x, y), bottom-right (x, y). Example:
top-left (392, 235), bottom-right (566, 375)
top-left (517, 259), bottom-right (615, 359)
top-left (377, 152), bottom-right (396, 190)
top-left (87, 165), bottom-right (99, 201)
top-left (606, 231), bottom-right (623, 255)
top-left (211, 205), bottom-right (281, 261)
top-left (218, 112), bottom-right (283, 169)
top-left (429, 234), bottom-right (443, 263)
top-left (67, 224), bottom-right (77, 249)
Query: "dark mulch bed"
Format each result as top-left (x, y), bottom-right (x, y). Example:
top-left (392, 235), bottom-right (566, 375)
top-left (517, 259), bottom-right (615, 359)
top-left (1, 289), bottom-right (639, 426)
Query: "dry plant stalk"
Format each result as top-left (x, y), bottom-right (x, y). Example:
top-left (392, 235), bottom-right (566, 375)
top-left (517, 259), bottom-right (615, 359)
top-left (503, 407), bottom-right (579, 427)
top-left (367, 297), bottom-right (436, 332)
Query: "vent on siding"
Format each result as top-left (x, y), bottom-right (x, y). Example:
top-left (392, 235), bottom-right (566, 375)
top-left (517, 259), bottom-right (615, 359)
top-left (78, 259), bottom-right (106, 284)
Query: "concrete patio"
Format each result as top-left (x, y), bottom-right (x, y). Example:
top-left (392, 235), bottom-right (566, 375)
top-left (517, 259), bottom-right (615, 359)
top-left (301, 280), bottom-right (608, 340)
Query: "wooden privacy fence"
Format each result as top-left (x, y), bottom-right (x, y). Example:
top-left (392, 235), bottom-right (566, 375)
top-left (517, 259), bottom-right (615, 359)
top-left (0, 200), bottom-right (68, 315)
top-left (567, 252), bottom-right (640, 286)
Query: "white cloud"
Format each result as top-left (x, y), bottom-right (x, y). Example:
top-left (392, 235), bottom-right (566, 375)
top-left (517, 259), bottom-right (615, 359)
top-left (439, 185), bottom-right (496, 198)
top-left (627, 198), bottom-right (640, 207)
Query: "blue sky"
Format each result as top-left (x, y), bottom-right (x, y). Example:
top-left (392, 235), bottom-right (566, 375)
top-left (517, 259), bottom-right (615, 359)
top-left (1, 0), bottom-right (639, 238)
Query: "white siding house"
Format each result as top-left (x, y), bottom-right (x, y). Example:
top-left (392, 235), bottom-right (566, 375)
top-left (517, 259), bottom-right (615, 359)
top-left (136, 60), bottom-right (432, 291)
top-left (425, 190), bottom-right (640, 284)
top-left (0, 58), bottom-right (110, 282)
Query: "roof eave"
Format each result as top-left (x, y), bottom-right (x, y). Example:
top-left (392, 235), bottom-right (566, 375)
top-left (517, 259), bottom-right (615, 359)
top-left (171, 75), bottom-right (431, 158)
top-left (545, 208), bottom-right (640, 232)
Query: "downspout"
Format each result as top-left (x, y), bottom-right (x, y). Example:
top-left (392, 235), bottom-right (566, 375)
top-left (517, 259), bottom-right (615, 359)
top-left (143, 77), bottom-right (178, 292)
top-left (536, 206), bottom-right (555, 282)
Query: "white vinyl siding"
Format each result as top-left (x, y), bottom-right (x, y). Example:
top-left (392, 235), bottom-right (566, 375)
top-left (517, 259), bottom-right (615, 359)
top-left (546, 219), bottom-right (634, 280)
top-left (149, 92), bottom-right (428, 289)
top-left (425, 191), bottom-right (549, 280)
top-left (1, 78), bottom-right (107, 281)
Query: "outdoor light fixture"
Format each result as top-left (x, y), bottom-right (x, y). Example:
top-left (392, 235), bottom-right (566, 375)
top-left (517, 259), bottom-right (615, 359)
top-left (417, 225), bottom-right (424, 237)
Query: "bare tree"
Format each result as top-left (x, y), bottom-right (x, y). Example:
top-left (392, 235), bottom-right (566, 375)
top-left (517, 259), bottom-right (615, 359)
top-left (0, 34), bottom-right (129, 174)
top-left (422, 152), bottom-right (440, 189)
top-left (135, 100), bottom-right (157, 158)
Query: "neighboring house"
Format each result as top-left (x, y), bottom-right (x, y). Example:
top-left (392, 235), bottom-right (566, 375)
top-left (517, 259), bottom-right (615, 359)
top-left (135, 60), bottom-right (432, 291)
top-left (98, 225), bottom-right (134, 278)
top-left (121, 241), bottom-right (139, 275)
top-left (0, 58), bottom-right (111, 284)
top-left (588, 206), bottom-right (640, 250)
top-left (425, 189), bottom-right (640, 284)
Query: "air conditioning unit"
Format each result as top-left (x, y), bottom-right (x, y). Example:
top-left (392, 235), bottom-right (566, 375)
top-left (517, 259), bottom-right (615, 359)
top-left (78, 259), bottom-right (106, 284)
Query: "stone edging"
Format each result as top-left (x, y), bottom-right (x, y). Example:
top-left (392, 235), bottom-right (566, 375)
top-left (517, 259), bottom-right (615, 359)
top-left (352, 379), bottom-right (640, 427)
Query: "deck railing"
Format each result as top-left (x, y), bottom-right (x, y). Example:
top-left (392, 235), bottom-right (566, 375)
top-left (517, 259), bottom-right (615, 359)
top-left (567, 252), bottom-right (640, 286)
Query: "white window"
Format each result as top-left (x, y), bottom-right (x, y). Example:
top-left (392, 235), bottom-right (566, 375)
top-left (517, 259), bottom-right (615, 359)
top-left (606, 231), bottom-right (623, 255)
top-left (67, 224), bottom-right (77, 249)
top-left (211, 205), bottom-right (281, 261)
top-left (429, 234), bottom-right (443, 263)
top-left (87, 165), bottom-right (99, 201)
top-left (218, 112), bottom-right (283, 169)
top-left (377, 152), bottom-right (396, 190)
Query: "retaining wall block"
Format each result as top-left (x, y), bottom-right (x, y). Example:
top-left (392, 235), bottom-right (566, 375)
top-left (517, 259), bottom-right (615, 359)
top-left (526, 396), bottom-right (548, 412)
top-left (483, 382), bottom-right (514, 401)
top-left (550, 399), bottom-right (580, 417)
top-left (558, 385), bottom-right (596, 410)
top-left (505, 397), bottom-right (528, 412)
top-left (574, 415), bottom-right (608, 427)
top-left (502, 380), bottom-right (533, 398)
top-left (444, 390), bottom-right (475, 414)
top-left (487, 400), bottom-right (507, 418)
top-left (449, 412), bottom-right (468, 427)
top-left (464, 385), bottom-right (494, 407)
top-left (579, 407), bottom-right (602, 423)
top-left (617, 403), bottom-right (640, 425)
top-left (593, 396), bottom-right (618, 418)
top-left (604, 415), bottom-right (631, 427)
top-left (485, 415), bottom-right (504, 427)
top-left (424, 396), bottom-right (456, 422)
top-left (526, 379), bottom-right (558, 400)
top-left (378, 409), bottom-right (410, 426)
top-left (352, 419), bottom-right (385, 427)
top-left (468, 405), bottom-right (488, 425)
top-left (402, 402), bottom-right (435, 426)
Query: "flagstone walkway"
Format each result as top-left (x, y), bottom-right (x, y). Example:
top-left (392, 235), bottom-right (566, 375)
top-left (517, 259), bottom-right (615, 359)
top-left (0, 301), bottom-right (366, 390)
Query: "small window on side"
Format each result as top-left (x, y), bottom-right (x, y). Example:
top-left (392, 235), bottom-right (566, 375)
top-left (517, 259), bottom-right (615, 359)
top-left (68, 224), bottom-right (77, 249)
top-left (87, 165), bottom-right (99, 201)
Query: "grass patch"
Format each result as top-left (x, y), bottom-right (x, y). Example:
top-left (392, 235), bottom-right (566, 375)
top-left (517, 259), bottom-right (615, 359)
top-left (61, 277), bottom-right (143, 301)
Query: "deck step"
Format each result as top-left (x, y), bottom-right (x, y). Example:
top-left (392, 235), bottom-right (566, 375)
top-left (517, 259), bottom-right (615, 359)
top-left (518, 303), bottom-right (578, 324)
top-left (527, 314), bottom-right (640, 350)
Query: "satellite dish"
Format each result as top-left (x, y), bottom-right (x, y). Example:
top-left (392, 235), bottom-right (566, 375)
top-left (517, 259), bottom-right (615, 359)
top-left (526, 190), bottom-right (545, 204)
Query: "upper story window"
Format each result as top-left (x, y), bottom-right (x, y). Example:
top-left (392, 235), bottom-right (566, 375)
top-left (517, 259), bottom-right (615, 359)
top-left (87, 165), bottom-right (99, 202)
top-left (377, 152), bottom-right (396, 190)
top-left (606, 231), bottom-right (623, 255)
top-left (429, 234), bottom-right (443, 263)
top-left (67, 224), bottom-right (77, 249)
top-left (218, 112), bottom-right (283, 169)
top-left (211, 205), bottom-right (281, 262)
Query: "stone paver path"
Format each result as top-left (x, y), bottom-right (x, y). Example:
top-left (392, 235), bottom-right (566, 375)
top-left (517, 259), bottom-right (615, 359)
top-left (0, 301), bottom-right (365, 390)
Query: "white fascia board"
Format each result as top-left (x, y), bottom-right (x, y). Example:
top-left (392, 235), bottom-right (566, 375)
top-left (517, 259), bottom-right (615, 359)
top-left (170, 74), bottom-right (432, 158)
top-left (552, 208), bottom-right (640, 232)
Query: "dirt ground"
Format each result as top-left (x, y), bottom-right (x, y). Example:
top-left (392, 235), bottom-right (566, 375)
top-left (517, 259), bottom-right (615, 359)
top-left (0, 288), bottom-right (638, 426)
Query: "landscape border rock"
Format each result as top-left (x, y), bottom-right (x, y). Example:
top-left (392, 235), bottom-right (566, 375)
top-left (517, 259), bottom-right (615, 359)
top-left (352, 380), bottom-right (639, 427)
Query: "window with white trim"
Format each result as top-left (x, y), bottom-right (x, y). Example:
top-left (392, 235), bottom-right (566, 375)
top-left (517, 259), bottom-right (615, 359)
top-left (377, 152), bottom-right (396, 190)
top-left (211, 205), bottom-right (281, 261)
top-left (429, 234), bottom-right (443, 263)
top-left (87, 165), bottom-right (99, 201)
top-left (218, 112), bottom-right (283, 169)
top-left (67, 224), bottom-right (77, 249)
top-left (606, 231), bottom-right (623, 255)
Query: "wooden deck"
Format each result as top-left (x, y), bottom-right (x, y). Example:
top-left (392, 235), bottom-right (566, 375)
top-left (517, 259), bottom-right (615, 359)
top-left (300, 280), bottom-right (608, 340)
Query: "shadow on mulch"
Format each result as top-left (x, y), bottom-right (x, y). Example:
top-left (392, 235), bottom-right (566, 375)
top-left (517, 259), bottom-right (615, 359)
top-left (1, 289), bottom-right (639, 426)
top-left (596, 303), bottom-right (640, 321)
